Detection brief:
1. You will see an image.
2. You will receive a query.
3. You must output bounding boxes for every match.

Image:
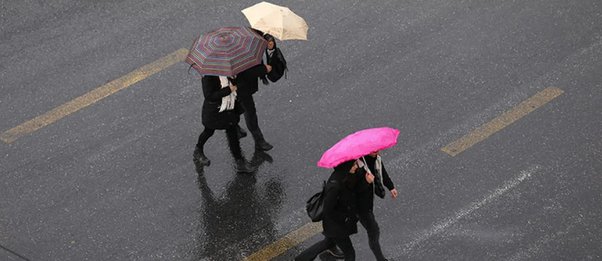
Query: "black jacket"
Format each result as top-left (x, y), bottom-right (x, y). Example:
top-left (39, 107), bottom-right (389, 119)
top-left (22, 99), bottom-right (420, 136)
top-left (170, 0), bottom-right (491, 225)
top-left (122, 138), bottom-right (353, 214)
top-left (201, 76), bottom-right (241, 130)
top-left (265, 47), bottom-right (287, 82)
top-left (355, 156), bottom-right (395, 213)
top-left (235, 64), bottom-right (268, 97)
top-left (322, 161), bottom-right (359, 238)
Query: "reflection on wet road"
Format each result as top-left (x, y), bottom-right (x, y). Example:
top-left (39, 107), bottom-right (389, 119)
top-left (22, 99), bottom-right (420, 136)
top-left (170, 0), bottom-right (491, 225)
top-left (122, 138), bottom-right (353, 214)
top-left (2, 1), bottom-right (601, 260)
top-left (194, 150), bottom-right (283, 259)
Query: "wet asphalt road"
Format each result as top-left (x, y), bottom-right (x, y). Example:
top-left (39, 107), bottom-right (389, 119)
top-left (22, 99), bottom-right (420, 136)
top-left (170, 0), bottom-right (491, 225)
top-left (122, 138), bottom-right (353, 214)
top-left (1, 0), bottom-right (601, 260)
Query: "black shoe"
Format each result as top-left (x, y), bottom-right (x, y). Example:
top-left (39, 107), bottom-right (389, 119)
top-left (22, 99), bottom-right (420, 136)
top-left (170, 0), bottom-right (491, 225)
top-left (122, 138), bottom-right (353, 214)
top-left (194, 160), bottom-right (204, 174)
top-left (251, 150), bottom-right (273, 165)
top-left (255, 140), bottom-right (273, 151)
top-left (325, 247), bottom-right (344, 259)
top-left (193, 148), bottom-right (210, 166)
top-left (235, 159), bottom-right (257, 173)
top-left (260, 76), bottom-right (269, 85)
top-left (237, 125), bottom-right (247, 139)
top-left (251, 130), bottom-right (273, 151)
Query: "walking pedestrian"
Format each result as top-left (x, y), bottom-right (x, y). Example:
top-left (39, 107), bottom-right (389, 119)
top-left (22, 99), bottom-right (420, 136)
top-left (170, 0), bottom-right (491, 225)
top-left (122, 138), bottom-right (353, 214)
top-left (354, 151), bottom-right (397, 261)
top-left (235, 63), bottom-right (274, 151)
top-left (192, 75), bottom-right (256, 173)
top-left (263, 34), bottom-right (287, 83)
top-left (295, 160), bottom-right (360, 261)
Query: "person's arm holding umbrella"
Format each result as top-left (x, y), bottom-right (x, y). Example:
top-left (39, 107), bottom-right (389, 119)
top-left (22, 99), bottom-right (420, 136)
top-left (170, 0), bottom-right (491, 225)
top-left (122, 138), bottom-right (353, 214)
top-left (237, 63), bottom-right (272, 89)
top-left (202, 77), bottom-right (237, 101)
top-left (244, 63), bottom-right (272, 78)
top-left (381, 164), bottom-right (398, 199)
top-left (359, 158), bottom-right (376, 186)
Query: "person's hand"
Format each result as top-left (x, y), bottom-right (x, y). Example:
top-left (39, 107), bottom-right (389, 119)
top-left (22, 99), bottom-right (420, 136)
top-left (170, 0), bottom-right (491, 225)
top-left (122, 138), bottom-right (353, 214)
top-left (229, 84), bottom-right (237, 92)
top-left (265, 64), bottom-right (272, 73)
top-left (365, 172), bottom-right (374, 184)
top-left (349, 162), bottom-right (359, 174)
top-left (390, 188), bottom-right (398, 199)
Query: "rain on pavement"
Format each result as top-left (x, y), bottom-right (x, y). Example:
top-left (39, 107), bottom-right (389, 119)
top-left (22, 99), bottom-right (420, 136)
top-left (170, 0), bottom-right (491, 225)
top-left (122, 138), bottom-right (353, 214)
top-left (1, 1), bottom-right (601, 260)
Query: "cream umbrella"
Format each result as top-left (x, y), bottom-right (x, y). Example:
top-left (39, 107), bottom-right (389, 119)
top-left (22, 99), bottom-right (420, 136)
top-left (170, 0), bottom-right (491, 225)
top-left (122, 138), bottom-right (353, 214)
top-left (241, 1), bottom-right (309, 40)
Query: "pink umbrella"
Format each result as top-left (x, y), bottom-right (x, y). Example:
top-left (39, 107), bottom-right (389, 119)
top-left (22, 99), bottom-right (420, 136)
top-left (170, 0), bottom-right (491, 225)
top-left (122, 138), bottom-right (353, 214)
top-left (317, 127), bottom-right (400, 168)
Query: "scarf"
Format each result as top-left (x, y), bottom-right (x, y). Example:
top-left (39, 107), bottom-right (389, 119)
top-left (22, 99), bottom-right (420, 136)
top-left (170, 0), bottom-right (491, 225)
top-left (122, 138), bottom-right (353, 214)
top-left (374, 155), bottom-right (383, 179)
top-left (359, 156), bottom-right (385, 195)
top-left (218, 76), bottom-right (236, 112)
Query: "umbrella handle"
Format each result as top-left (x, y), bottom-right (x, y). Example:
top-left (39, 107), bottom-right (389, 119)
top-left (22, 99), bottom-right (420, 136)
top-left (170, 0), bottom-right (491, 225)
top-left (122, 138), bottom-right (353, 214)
top-left (358, 157), bottom-right (373, 183)
top-left (187, 63), bottom-right (204, 80)
top-left (187, 63), bottom-right (195, 74)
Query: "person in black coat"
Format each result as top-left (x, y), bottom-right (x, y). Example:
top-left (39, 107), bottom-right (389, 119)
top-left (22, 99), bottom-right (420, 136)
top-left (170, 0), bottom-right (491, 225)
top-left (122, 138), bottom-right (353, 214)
top-left (264, 34), bottom-right (287, 83)
top-left (295, 160), bottom-right (360, 261)
top-left (235, 63), bottom-right (274, 151)
top-left (192, 75), bottom-right (255, 173)
top-left (354, 151), bottom-right (397, 261)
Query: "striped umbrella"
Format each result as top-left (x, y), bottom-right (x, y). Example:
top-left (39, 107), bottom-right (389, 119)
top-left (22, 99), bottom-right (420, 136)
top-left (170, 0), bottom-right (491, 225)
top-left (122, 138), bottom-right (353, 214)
top-left (186, 27), bottom-right (267, 76)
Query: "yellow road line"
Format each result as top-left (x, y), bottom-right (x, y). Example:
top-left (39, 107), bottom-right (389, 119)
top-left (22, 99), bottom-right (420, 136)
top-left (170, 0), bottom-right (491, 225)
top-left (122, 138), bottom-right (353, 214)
top-left (244, 222), bottom-right (322, 261)
top-left (1, 48), bottom-right (188, 144)
top-left (441, 87), bottom-right (564, 156)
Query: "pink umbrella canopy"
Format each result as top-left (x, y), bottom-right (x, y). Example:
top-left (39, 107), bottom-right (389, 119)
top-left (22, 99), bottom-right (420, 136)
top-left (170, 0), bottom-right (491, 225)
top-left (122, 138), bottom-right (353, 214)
top-left (317, 127), bottom-right (400, 168)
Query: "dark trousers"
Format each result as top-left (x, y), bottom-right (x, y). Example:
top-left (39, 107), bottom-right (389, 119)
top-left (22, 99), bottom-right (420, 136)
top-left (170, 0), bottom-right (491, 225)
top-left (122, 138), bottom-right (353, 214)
top-left (196, 126), bottom-right (242, 159)
top-left (295, 236), bottom-right (355, 261)
top-left (359, 211), bottom-right (386, 261)
top-left (238, 95), bottom-right (260, 133)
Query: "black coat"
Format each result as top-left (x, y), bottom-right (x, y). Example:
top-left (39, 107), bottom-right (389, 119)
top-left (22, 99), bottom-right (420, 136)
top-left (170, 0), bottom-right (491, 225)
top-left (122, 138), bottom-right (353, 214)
top-left (322, 161), bottom-right (359, 238)
top-left (235, 64), bottom-right (267, 97)
top-left (355, 156), bottom-right (395, 213)
top-left (265, 48), bottom-right (287, 82)
top-left (201, 76), bottom-right (241, 130)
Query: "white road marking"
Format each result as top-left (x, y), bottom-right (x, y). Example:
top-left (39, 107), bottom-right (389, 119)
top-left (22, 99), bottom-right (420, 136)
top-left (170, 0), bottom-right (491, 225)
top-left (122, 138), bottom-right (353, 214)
top-left (401, 165), bottom-right (542, 254)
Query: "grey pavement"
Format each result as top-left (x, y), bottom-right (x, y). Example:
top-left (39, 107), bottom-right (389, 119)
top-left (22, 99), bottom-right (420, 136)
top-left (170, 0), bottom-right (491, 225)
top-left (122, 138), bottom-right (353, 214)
top-left (1, 0), bottom-right (601, 260)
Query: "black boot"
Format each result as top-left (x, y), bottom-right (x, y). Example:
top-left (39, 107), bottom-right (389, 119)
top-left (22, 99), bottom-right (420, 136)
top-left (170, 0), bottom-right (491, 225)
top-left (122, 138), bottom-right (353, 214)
top-left (325, 246), bottom-right (345, 259)
top-left (237, 125), bottom-right (247, 139)
top-left (251, 130), bottom-right (273, 151)
top-left (235, 159), bottom-right (257, 173)
top-left (193, 147), bottom-right (210, 166)
top-left (251, 150), bottom-right (273, 165)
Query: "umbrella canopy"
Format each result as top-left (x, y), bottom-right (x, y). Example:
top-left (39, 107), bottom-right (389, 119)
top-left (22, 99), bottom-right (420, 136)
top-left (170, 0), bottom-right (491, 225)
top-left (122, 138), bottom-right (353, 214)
top-left (317, 127), bottom-right (400, 168)
top-left (241, 1), bottom-right (309, 40)
top-left (186, 26), bottom-right (267, 76)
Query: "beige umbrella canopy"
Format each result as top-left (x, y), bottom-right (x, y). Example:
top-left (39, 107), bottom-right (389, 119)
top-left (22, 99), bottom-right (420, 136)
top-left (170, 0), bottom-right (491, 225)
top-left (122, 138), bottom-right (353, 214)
top-left (241, 1), bottom-right (309, 40)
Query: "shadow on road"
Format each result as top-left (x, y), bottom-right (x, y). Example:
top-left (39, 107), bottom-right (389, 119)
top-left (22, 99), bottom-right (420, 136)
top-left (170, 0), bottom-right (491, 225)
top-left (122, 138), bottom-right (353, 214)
top-left (193, 149), bottom-right (283, 260)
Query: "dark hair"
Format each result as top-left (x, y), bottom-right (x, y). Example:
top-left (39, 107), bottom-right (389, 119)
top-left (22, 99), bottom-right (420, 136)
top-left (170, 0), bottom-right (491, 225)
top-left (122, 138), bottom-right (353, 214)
top-left (250, 27), bottom-right (264, 36)
top-left (334, 160), bottom-right (356, 172)
top-left (264, 34), bottom-right (275, 41)
top-left (264, 34), bottom-right (277, 49)
top-left (333, 160), bottom-right (359, 189)
top-left (227, 76), bottom-right (237, 85)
